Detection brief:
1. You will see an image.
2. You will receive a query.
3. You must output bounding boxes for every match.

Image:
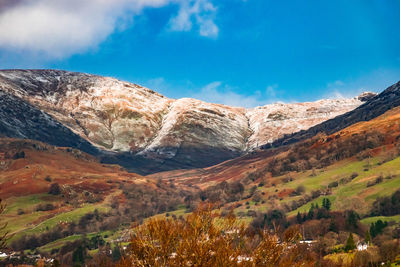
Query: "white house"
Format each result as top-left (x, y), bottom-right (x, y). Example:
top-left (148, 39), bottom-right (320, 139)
top-left (357, 242), bottom-right (368, 251)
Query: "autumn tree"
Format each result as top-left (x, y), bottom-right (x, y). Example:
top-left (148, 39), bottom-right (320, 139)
top-left (0, 199), bottom-right (10, 250)
top-left (118, 204), bottom-right (314, 267)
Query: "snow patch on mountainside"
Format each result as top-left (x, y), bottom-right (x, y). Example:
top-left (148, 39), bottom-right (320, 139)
top-left (245, 98), bottom-right (364, 148)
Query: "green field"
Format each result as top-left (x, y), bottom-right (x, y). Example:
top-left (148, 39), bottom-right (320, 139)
top-left (229, 155), bottom-right (400, 224)
top-left (1, 192), bottom-right (111, 244)
top-left (360, 215), bottom-right (400, 225)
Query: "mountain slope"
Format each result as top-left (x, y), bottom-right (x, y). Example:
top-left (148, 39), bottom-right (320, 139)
top-left (149, 105), bottom-right (400, 232)
top-left (0, 90), bottom-right (98, 155)
top-left (262, 81), bottom-right (400, 148)
top-left (151, 104), bottom-right (400, 189)
top-left (0, 69), bottom-right (369, 173)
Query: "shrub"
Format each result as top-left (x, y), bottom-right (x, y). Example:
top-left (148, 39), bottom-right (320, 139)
top-left (49, 183), bottom-right (61, 195)
top-left (328, 181), bottom-right (338, 188)
top-left (311, 190), bottom-right (321, 199)
top-left (350, 172), bottom-right (359, 179)
top-left (295, 185), bottom-right (306, 194)
top-left (36, 203), bottom-right (55, 211)
top-left (367, 175), bottom-right (384, 187)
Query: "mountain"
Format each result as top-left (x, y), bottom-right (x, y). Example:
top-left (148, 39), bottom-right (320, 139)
top-left (0, 69), bottom-right (370, 174)
top-left (0, 90), bottom-right (98, 155)
top-left (262, 81), bottom-right (400, 148)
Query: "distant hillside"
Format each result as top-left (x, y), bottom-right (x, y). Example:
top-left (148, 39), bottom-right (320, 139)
top-left (262, 81), bottom-right (400, 149)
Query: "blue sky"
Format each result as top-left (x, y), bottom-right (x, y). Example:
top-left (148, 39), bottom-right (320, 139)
top-left (0, 0), bottom-right (399, 107)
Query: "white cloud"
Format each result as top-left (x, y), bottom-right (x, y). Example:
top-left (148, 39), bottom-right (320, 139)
top-left (191, 81), bottom-right (269, 108)
top-left (142, 78), bottom-right (284, 108)
top-left (168, 0), bottom-right (218, 37)
top-left (0, 0), bottom-right (218, 58)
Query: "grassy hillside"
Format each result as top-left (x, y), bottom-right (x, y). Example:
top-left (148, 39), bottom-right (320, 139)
top-left (0, 138), bottom-right (191, 253)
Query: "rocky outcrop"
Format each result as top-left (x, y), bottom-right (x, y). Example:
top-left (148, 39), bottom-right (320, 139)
top-left (0, 69), bottom-right (372, 174)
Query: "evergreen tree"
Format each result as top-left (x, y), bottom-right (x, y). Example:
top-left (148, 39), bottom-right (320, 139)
top-left (346, 211), bottom-right (359, 231)
top-left (322, 198), bottom-right (331, 210)
top-left (307, 205), bottom-right (314, 220)
top-left (329, 220), bottom-right (338, 233)
top-left (370, 220), bottom-right (388, 238)
top-left (365, 230), bottom-right (371, 245)
top-left (112, 246), bottom-right (122, 262)
top-left (296, 212), bottom-right (302, 224)
top-left (72, 245), bottom-right (86, 265)
top-left (345, 233), bottom-right (356, 252)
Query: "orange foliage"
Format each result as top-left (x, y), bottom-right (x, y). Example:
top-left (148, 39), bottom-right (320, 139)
top-left (0, 199), bottom-right (11, 250)
top-left (118, 205), bottom-right (314, 267)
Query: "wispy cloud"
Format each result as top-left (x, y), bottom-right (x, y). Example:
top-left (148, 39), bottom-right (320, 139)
top-left (143, 77), bottom-right (285, 108)
top-left (266, 84), bottom-right (278, 98)
top-left (0, 0), bottom-right (218, 58)
top-left (191, 81), bottom-right (279, 108)
top-left (168, 0), bottom-right (218, 37)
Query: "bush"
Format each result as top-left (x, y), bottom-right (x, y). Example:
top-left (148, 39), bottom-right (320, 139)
top-left (328, 181), bottom-right (338, 188)
top-left (49, 183), bottom-right (61, 195)
top-left (366, 175), bottom-right (384, 187)
top-left (311, 190), bottom-right (321, 199)
top-left (36, 203), bottom-right (55, 211)
top-left (295, 185), bottom-right (306, 194)
top-left (350, 172), bottom-right (359, 179)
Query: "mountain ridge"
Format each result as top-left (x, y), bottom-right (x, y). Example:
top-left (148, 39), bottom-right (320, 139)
top-left (262, 80), bottom-right (400, 149)
top-left (0, 69), bottom-right (374, 174)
